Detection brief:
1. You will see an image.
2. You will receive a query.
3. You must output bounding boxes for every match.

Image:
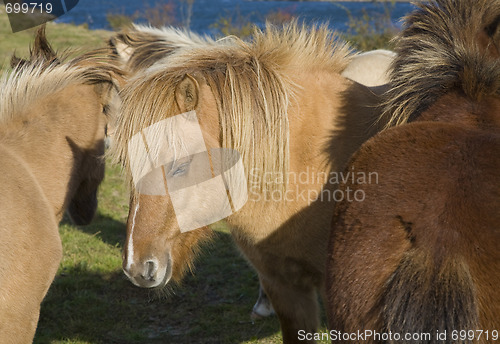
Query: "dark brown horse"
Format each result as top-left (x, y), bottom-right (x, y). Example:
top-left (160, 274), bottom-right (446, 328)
top-left (326, 0), bottom-right (500, 342)
top-left (0, 27), bottom-right (120, 343)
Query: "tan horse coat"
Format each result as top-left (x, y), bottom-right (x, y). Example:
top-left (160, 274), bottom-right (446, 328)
top-left (341, 49), bottom-right (395, 87)
top-left (0, 29), bottom-right (119, 343)
top-left (110, 23), bottom-right (387, 343)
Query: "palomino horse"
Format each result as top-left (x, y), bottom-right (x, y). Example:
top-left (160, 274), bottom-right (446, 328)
top-left (108, 24), bottom-right (277, 318)
top-left (341, 49), bottom-right (395, 87)
top-left (109, 24), bottom-right (219, 74)
top-left (110, 23), bottom-right (388, 343)
top-left (0, 27), bottom-right (120, 343)
top-left (104, 25), bottom-right (223, 146)
top-left (327, 0), bottom-right (500, 341)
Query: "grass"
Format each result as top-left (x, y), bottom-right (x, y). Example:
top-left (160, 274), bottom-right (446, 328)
top-left (33, 162), bottom-right (294, 344)
top-left (338, 0), bottom-right (398, 51)
top-left (0, 14), bottom-right (334, 344)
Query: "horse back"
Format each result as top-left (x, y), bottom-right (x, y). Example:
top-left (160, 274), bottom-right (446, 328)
top-left (327, 121), bottom-right (500, 342)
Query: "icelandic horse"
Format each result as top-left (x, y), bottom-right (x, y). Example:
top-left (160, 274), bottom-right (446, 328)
top-left (326, 0), bottom-right (500, 342)
top-left (108, 24), bottom-right (278, 318)
top-left (110, 23), bottom-right (388, 343)
top-left (108, 25), bottom-right (401, 320)
top-left (0, 27), bottom-right (120, 343)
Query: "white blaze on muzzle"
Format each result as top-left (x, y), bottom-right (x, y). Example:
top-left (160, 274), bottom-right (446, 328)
top-left (127, 111), bottom-right (247, 232)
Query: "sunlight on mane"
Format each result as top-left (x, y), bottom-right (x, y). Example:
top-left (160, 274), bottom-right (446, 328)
top-left (1, 51), bottom-right (121, 124)
top-left (383, 0), bottom-right (500, 127)
top-left (111, 22), bottom-right (353, 194)
top-left (0, 62), bottom-right (87, 123)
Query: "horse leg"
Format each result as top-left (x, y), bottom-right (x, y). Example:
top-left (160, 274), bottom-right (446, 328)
top-left (260, 277), bottom-right (320, 344)
top-left (251, 280), bottom-right (275, 319)
top-left (230, 224), bottom-right (323, 343)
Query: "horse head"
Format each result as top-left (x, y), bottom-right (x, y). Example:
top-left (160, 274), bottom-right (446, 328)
top-left (119, 74), bottom-right (218, 288)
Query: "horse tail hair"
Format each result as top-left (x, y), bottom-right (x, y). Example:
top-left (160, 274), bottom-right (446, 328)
top-left (382, 0), bottom-right (500, 127)
top-left (381, 250), bottom-right (479, 344)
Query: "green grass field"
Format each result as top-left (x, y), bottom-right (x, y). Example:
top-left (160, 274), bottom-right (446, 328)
top-left (0, 13), bottom-right (334, 344)
top-left (35, 162), bottom-right (287, 344)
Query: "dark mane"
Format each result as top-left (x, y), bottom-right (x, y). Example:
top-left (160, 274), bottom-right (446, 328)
top-left (383, 0), bottom-right (500, 126)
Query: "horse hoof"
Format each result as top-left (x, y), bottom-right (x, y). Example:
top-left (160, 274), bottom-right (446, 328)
top-left (251, 302), bottom-right (275, 320)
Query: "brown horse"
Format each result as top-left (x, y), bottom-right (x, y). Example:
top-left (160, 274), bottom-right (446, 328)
top-left (0, 27), bottom-right (120, 343)
top-left (326, 0), bottom-right (500, 342)
top-left (105, 25), bottom-right (226, 142)
top-left (110, 23), bottom-right (388, 343)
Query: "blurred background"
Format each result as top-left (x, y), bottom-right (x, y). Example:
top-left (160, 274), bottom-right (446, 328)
top-left (62, 0), bottom-right (415, 50)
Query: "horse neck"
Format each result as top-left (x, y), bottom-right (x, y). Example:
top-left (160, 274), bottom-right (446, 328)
top-left (226, 70), bottom-right (384, 243)
top-left (288, 70), bottom-right (384, 172)
top-left (0, 84), bottom-right (105, 221)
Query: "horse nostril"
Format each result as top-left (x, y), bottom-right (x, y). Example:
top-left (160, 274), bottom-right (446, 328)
top-left (142, 260), bottom-right (157, 281)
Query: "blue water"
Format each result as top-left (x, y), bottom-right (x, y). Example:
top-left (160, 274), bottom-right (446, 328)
top-left (56, 0), bottom-right (416, 35)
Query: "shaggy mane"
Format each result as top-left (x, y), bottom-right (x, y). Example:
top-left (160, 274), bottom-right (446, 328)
top-left (110, 24), bottom-right (223, 73)
top-left (383, 0), bottom-right (500, 127)
top-left (1, 27), bottom-right (122, 124)
top-left (110, 22), bottom-right (353, 192)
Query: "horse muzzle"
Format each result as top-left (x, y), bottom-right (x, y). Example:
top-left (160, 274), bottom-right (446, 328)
top-left (122, 254), bottom-right (172, 288)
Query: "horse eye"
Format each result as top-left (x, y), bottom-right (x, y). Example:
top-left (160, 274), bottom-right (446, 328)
top-left (173, 162), bottom-right (189, 176)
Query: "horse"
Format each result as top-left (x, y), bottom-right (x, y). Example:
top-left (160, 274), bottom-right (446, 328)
top-left (341, 49), bottom-right (395, 87)
top-left (108, 24), bottom-right (220, 74)
top-left (326, 0), bottom-right (500, 342)
top-left (104, 24), bottom-right (223, 145)
top-left (108, 23), bottom-right (280, 319)
top-left (0, 27), bottom-right (120, 343)
top-left (110, 22), bottom-right (388, 343)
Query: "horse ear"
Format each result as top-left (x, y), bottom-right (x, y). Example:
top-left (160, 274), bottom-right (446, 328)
top-left (109, 34), bottom-right (135, 63)
top-left (175, 74), bottom-right (199, 113)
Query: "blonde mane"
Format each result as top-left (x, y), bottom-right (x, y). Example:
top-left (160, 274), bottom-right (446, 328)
top-left (111, 22), bottom-right (353, 192)
top-left (383, 0), bottom-right (500, 127)
top-left (111, 24), bottom-right (224, 73)
top-left (0, 52), bottom-right (121, 124)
